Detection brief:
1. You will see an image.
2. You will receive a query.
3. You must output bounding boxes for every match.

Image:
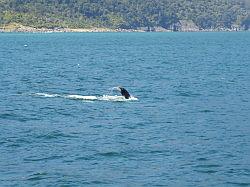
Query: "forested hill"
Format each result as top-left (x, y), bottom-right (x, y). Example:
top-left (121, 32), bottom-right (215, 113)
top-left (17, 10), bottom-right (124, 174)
top-left (0, 0), bottom-right (250, 31)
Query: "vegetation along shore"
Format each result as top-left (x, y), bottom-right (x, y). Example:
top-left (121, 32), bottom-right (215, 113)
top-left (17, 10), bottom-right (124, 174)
top-left (0, 0), bottom-right (249, 33)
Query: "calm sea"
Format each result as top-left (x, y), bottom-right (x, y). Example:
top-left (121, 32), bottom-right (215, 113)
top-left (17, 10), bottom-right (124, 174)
top-left (0, 32), bottom-right (250, 186)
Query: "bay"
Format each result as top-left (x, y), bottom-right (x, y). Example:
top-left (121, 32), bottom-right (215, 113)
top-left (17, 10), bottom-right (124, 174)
top-left (0, 32), bottom-right (250, 186)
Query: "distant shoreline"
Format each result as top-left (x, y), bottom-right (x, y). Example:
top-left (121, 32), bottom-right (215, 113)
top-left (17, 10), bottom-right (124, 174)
top-left (0, 24), bottom-right (145, 33)
top-left (0, 24), bottom-right (248, 33)
top-left (0, 27), bottom-right (145, 33)
top-left (1, 28), bottom-right (248, 33)
top-left (1, 29), bottom-right (248, 33)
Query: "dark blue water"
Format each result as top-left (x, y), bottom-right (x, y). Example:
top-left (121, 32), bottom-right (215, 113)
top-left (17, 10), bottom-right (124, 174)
top-left (0, 32), bottom-right (250, 186)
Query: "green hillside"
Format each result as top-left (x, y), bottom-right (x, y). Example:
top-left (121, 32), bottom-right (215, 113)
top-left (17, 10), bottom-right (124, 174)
top-left (0, 0), bottom-right (249, 30)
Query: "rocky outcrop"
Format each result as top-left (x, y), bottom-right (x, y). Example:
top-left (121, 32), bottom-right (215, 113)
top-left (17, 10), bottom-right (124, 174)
top-left (169, 20), bottom-right (200, 32)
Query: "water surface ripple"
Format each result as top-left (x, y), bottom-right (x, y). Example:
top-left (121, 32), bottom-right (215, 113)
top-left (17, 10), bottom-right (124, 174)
top-left (0, 32), bottom-right (250, 186)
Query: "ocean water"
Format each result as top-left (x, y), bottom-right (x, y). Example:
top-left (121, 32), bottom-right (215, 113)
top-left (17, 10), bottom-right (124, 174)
top-left (0, 32), bottom-right (250, 186)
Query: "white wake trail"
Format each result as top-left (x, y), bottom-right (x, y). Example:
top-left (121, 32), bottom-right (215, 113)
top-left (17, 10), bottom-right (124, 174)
top-left (34, 93), bottom-right (60, 98)
top-left (33, 93), bottom-right (138, 102)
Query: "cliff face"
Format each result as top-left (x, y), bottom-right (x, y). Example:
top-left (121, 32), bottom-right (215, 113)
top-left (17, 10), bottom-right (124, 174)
top-left (137, 21), bottom-right (199, 32)
top-left (171, 20), bottom-right (200, 32)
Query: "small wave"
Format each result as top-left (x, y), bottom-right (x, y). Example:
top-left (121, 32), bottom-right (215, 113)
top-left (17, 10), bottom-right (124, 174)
top-left (195, 164), bottom-right (221, 168)
top-left (26, 172), bottom-right (48, 181)
top-left (35, 131), bottom-right (76, 140)
top-left (97, 151), bottom-right (122, 157)
top-left (24, 155), bottom-right (63, 162)
top-left (33, 93), bottom-right (138, 102)
top-left (227, 182), bottom-right (250, 186)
